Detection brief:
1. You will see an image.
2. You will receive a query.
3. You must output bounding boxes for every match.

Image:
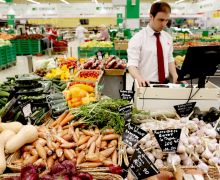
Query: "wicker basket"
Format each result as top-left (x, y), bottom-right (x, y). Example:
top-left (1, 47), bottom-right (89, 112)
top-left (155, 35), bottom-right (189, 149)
top-left (7, 137), bottom-right (123, 173)
top-left (104, 69), bottom-right (126, 76)
top-left (0, 172), bottom-right (123, 180)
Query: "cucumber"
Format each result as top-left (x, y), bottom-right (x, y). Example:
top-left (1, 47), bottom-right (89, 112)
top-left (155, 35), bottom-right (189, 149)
top-left (0, 91), bottom-right (10, 97)
top-left (13, 111), bottom-right (22, 122)
top-left (0, 98), bottom-right (7, 105)
top-left (51, 102), bottom-right (67, 110)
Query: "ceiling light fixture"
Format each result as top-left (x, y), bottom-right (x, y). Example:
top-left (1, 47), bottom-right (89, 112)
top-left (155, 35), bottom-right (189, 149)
top-left (175, 0), bottom-right (185, 4)
top-left (27, 0), bottom-right (40, 4)
top-left (0, 0), bottom-right (6, 3)
top-left (60, 0), bottom-right (69, 4)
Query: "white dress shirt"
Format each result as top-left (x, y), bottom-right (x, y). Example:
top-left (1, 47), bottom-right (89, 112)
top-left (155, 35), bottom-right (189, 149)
top-left (127, 24), bottom-right (174, 82)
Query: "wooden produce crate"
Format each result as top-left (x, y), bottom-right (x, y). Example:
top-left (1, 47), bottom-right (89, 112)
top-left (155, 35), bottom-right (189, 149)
top-left (104, 69), bottom-right (126, 76)
top-left (114, 40), bottom-right (128, 51)
top-left (134, 80), bottom-right (220, 111)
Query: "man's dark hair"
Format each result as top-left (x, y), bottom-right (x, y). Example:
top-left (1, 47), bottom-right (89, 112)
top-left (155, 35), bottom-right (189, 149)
top-left (150, 2), bottom-right (171, 17)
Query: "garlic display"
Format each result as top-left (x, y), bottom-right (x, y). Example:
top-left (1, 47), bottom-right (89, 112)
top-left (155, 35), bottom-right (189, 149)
top-left (202, 148), bottom-right (213, 159)
top-left (177, 142), bottom-right (186, 153)
top-left (198, 162), bottom-right (209, 173)
top-left (152, 149), bottom-right (163, 159)
top-left (154, 159), bottom-right (164, 169)
top-left (167, 154), bottom-right (181, 166)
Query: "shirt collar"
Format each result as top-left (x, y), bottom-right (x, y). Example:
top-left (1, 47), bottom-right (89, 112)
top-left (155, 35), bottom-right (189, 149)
top-left (146, 24), bottom-right (163, 37)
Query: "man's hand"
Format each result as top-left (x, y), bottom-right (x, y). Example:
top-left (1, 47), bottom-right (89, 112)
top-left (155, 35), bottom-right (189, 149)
top-left (172, 73), bottom-right (178, 84)
top-left (137, 78), bottom-right (150, 87)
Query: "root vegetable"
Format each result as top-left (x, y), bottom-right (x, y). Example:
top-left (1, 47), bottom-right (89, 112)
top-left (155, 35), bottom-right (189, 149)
top-left (33, 138), bottom-right (47, 147)
top-left (100, 146), bottom-right (116, 158)
top-left (102, 134), bottom-right (119, 141)
top-left (36, 144), bottom-right (47, 160)
top-left (0, 122), bottom-right (23, 133)
top-left (177, 142), bottom-right (186, 153)
top-left (87, 135), bottom-right (98, 148)
top-left (60, 142), bottom-right (75, 148)
top-left (152, 149), bottom-right (163, 159)
top-left (183, 157), bottom-right (194, 166)
top-left (108, 140), bottom-right (118, 148)
top-left (64, 149), bottom-right (74, 160)
top-left (112, 150), bottom-right (117, 164)
top-left (180, 153), bottom-right (188, 161)
top-left (202, 148), bottom-right (213, 159)
top-left (88, 142), bottom-right (96, 155)
top-left (82, 130), bottom-right (95, 136)
top-left (44, 146), bottom-right (53, 156)
top-left (77, 136), bottom-right (90, 146)
top-left (78, 143), bottom-right (87, 150)
top-left (195, 145), bottom-right (205, 154)
top-left (47, 156), bottom-right (54, 169)
top-left (95, 135), bottom-right (102, 148)
top-left (56, 148), bottom-right (63, 158)
top-left (23, 155), bottom-right (38, 165)
top-left (167, 154), bottom-right (181, 166)
top-left (101, 141), bottom-right (107, 149)
top-left (77, 151), bottom-right (85, 165)
top-left (198, 162), bottom-right (209, 173)
top-left (77, 162), bottom-right (102, 168)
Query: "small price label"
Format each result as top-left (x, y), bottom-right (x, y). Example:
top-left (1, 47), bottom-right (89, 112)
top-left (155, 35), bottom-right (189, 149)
top-left (129, 145), bottom-right (159, 179)
top-left (119, 90), bottom-right (135, 101)
top-left (174, 102), bottom-right (196, 117)
top-left (153, 129), bottom-right (181, 153)
top-left (118, 104), bottom-right (132, 121)
top-left (123, 122), bottom-right (147, 147)
top-left (22, 103), bottom-right (32, 118)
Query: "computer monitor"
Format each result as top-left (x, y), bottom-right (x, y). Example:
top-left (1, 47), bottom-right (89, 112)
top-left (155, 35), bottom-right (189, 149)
top-left (177, 45), bottom-right (220, 88)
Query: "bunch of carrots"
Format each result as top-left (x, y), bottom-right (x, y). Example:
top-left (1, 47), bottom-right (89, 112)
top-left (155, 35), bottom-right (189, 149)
top-left (10, 110), bottom-right (121, 172)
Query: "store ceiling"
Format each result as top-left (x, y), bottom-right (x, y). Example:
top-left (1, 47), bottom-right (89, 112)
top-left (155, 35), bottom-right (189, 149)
top-left (10, 0), bottom-right (193, 4)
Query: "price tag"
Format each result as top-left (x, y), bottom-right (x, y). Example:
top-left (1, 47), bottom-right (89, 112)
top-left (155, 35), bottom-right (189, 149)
top-left (214, 118), bottom-right (220, 134)
top-left (22, 103), bottom-right (32, 118)
top-left (129, 145), bottom-right (159, 179)
top-left (174, 102), bottom-right (196, 117)
top-left (118, 104), bottom-right (132, 121)
top-left (119, 90), bottom-right (135, 101)
top-left (153, 129), bottom-right (181, 153)
top-left (123, 122), bottom-right (147, 147)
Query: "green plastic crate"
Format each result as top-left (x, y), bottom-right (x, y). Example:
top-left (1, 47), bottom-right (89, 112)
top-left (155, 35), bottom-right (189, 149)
top-left (0, 46), bottom-right (7, 66)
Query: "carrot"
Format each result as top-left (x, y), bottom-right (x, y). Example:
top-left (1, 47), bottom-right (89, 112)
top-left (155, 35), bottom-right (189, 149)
top-left (44, 146), bottom-right (53, 156)
top-left (56, 148), bottom-right (63, 158)
top-left (64, 149), bottom-right (74, 160)
top-left (22, 152), bottom-right (31, 159)
top-left (77, 151), bottom-right (85, 165)
top-left (58, 154), bottom-right (65, 162)
top-left (60, 113), bottom-right (74, 126)
top-left (87, 135), bottom-right (98, 148)
top-left (102, 134), bottom-right (119, 141)
top-left (108, 140), bottom-right (118, 148)
top-left (34, 158), bottom-right (45, 167)
top-left (82, 129), bottom-right (95, 136)
top-left (52, 142), bottom-right (59, 149)
top-left (12, 159), bottom-right (23, 165)
top-left (102, 128), bottom-right (114, 135)
top-left (85, 153), bottom-right (101, 162)
top-left (112, 149), bottom-right (117, 164)
top-left (77, 162), bottom-right (102, 168)
top-left (22, 145), bottom-right (34, 152)
top-left (36, 144), bottom-right (47, 160)
top-left (100, 141), bottom-right (108, 149)
top-left (50, 110), bottom-right (69, 127)
top-left (47, 156), bottom-right (54, 169)
top-left (23, 155), bottom-right (38, 165)
top-left (100, 146), bottom-right (116, 158)
top-left (103, 160), bottom-right (114, 166)
top-left (95, 135), bottom-right (102, 148)
top-left (47, 138), bottom-right (54, 151)
top-left (75, 128), bottom-right (80, 139)
top-left (61, 129), bottom-right (68, 137)
top-left (71, 119), bottom-right (84, 127)
top-left (94, 127), bottom-right (100, 134)
top-left (60, 142), bottom-right (76, 148)
top-left (88, 142), bottom-right (96, 155)
top-left (71, 128), bottom-right (79, 143)
top-left (78, 143), bottom-right (87, 150)
top-left (77, 136), bottom-right (90, 146)
top-left (30, 149), bottom-right (38, 156)
top-left (54, 135), bottom-right (69, 144)
top-left (52, 154), bottom-right (57, 160)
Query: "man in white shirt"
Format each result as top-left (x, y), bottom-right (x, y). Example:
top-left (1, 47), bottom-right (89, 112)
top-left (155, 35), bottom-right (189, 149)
top-left (75, 23), bottom-right (88, 45)
top-left (127, 2), bottom-right (178, 87)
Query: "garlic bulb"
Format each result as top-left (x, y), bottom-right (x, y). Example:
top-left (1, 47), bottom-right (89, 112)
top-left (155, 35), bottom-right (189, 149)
top-left (189, 136), bottom-right (199, 145)
top-left (152, 149), bottom-right (163, 159)
top-left (154, 159), bottom-right (164, 169)
top-left (127, 147), bottom-right (135, 155)
top-left (167, 154), bottom-right (181, 166)
top-left (180, 153), bottom-right (188, 161)
top-left (195, 145), bottom-right (205, 154)
top-left (183, 157), bottom-right (194, 166)
top-left (146, 152), bottom-right (155, 163)
top-left (208, 157), bottom-right (220, 166)
top-left (208, 143), bottom-right (218, 152)
top-left (177, 143), bottom-right (186, 153)
top-left (205, 128), bottom-right (217, 138)
top-left (202, 148), bottom-right (213, 159)
top-left (198, 162), bottom-right (209, 173)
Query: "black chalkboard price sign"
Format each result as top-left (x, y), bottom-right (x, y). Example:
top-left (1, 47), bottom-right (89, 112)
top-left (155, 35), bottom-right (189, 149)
top-left (214, 118), bottom-right (220, 134)
top-left (129, 145), bottom-right (160, 179)
top-left (118, 104), bottom-right (132, 121)
top-left (119, 90), bottom-right (135, 101)
top-left (174, 102), bottom-right (196, 117)
top-left (123, 122), bottom-right (147, 147)
top-left (153, 129), bottom-right (181, 153)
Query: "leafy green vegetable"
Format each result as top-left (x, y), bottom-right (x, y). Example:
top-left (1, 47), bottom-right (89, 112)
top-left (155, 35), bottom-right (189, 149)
top-left (71, 99), bottom-right (129, 134)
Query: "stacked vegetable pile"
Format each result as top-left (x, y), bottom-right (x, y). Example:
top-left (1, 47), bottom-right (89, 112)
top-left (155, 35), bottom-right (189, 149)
top-left (125, 117), bottom-right (220, 179)
top-left (64, 82), bottom-right (96, 108)
top-left (80, 40), bottom-right (113, 49)
top-left (104, 56), bottom-right (126, 70)
top-left (75, 70), bottom-right (102, 82)
top-left (81, 57), bottom-right (103, 70)
top-left (50, 78), bottom-right (67, 93)
top-left (58, 57), bottom-right (77, 69)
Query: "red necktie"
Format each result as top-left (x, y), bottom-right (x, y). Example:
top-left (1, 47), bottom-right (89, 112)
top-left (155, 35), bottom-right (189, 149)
top-left (154, 33), bottom-right (165, 83)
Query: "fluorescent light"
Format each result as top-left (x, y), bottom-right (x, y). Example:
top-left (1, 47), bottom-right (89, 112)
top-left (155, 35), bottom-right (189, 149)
top-left (27, 0), bottom-right (40, 4)
top-left (0, 0), bottom-right (6, 3)
top-left (175, 0), bottom-right (185, 4)
top-left (60, 0), bottom-right (69, 4)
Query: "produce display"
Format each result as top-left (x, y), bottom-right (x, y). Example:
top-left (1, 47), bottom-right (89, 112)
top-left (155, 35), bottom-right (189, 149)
top-left (12, 34), bottom-right (44, 40)
top-left (104, 55), bottom-right (126, 70)
top-left (80, 40), bottom-right (113, 49)
top-left (75, 70), bottom-right (102, 82)
top-left (125, 116), bottom-right (220, 179)
top-left (0, 33), bottom-right (15, 40)
top-left (64, 82), bottom-right (96, 108)
top-left (58, 57), bottom-right (77, 69)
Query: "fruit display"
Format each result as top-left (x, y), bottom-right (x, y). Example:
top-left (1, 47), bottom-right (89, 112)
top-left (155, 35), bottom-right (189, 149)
top-left (0, 32), bottom-right (15, 40)
top-left (12, 34), bottom-right (44, 40)
top-left (81, 57), bottom-right (103, 70)
top-left (45, 65), bottom-right (75, 81)
top-left (63, 82), bottom-right (96, 108)
top-left (80, 40), bottom-right (113, 49)
top-left (104, 55), bottom-right (126, 69)
top-left (75, 70), bottom-right (102, 82)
